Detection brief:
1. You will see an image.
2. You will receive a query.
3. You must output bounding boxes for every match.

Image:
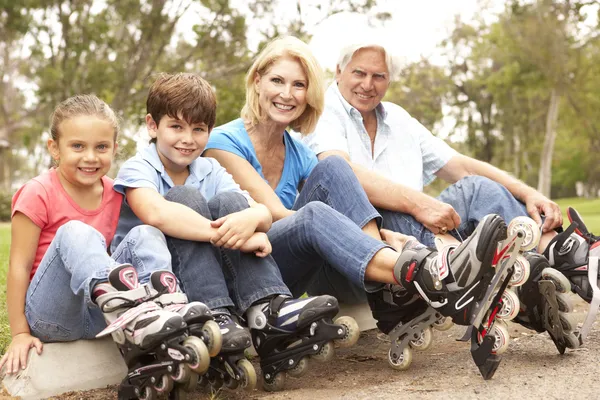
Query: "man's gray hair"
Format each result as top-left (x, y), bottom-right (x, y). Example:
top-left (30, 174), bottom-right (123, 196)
top-left (336, 43), bottom-right (397, 78)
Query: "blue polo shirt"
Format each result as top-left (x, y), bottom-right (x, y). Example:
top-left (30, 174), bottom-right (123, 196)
top-left (206, 118), bottom-right (318, 209)
top-left (111, 143), bottom-right (249, 250)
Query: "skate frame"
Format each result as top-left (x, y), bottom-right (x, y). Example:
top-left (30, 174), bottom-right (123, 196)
top-left (578, 256), bottom-right (599, 342)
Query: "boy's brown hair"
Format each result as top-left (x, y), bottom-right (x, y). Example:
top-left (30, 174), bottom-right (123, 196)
top-left (147, 73), bottom-right (217, 142)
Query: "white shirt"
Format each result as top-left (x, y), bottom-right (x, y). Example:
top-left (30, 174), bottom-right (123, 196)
top-left (301, 83), bottom-right (457, 192)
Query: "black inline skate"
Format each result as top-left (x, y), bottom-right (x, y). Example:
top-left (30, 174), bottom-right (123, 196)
top-left (95, 265), bottom-right (210, 400)
top-left (513, 253), bottom-right (580, 353)
top-left (246, 295), bottom-right (359, 392)
top-left (199, 312), bottom-right (257, 391)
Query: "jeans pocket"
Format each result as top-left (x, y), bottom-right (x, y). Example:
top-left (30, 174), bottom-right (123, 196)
top-left (29, 318), bottom-right (72, 342)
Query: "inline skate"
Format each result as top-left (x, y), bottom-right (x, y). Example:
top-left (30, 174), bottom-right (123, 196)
top-left (198, 312), bottom-right (257, 392)
top-left (246, 295), bottom-right (359, 392)
top-left (392, 214), bottom-right (531, 379)
top-left (95, 265), bottom-right (211, 400)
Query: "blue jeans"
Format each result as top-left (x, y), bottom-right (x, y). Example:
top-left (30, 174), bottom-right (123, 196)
top-left (26, 221), bottom-right (170, 342)
top-left (164, 187), bottom-right (290, 314)
top-left (379, 175), bottom-right (529, 247)
top-left (267, 156), bottom-right (388, 304)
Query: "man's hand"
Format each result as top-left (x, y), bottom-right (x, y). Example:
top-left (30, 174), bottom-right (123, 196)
top-left (210, 209), bottom-right (260, 249)
top-left (239, 232), bottom-right (272, 257)
top-left (413, 197), bottom-right (461, 234)
top-left (524, 193), bottom-right (562, 232)
top-left (0, 333), bottom-right (43, 375)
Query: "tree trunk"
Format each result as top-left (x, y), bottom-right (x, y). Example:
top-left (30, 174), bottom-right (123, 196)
top-left (537, 88), bottom-right (560, 197)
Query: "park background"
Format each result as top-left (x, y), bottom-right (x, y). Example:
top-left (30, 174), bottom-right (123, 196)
top-left (0, 0), bottom-right (599, 353)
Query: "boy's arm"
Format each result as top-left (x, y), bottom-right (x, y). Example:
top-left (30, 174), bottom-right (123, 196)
top-left (1, 212), bottom-right (43, 373)
top-left (247, 200), bottom-right (272, 232)
top-left (126, 187), bottom-right (218, 242)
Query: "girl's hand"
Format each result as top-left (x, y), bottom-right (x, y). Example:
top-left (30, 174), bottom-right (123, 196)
top-left (0, 333), bottom-right (43, 374)
top-left (210, 209), bottom-right (260, 249)
top-left (239, 232), bottom-right (272, 257)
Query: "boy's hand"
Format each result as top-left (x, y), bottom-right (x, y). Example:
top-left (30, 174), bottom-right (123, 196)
top-left (0, 333), bottom-right (43, 375)
top-left (210, 209), bottom-right (261, 249)
top-left (239, 232), bottom-right (272, 257)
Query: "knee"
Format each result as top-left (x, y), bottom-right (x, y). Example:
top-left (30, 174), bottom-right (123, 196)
top-left (128, 224), bottom-right (167, 245)
top-left (315, 155), bottom-right (353, 177)
top-left (165, 186), bottom-right (210, 217)
top-left (56, 221), bottom-right (102, 245)
top-left (458, 175), bottom-right (501, 193)
top-left (208, 192), bottom-right (249, 217)
top-left (298, 202), bottom-right (335, 227)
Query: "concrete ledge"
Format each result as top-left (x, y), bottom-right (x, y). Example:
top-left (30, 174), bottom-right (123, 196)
top-left (337, 302), bottom-right (377, 332)
top-left (2, 337), bottom-right (126, 400)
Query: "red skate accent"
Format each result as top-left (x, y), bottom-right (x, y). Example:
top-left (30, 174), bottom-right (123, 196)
top-left (160, 272), bottom-right (178, 293)
top-left (120, 266), bottom-right (139, 290)
top-left (492, 237), bottom-right (516, 266)
top-left (405, 261), bottom-right (418, 283)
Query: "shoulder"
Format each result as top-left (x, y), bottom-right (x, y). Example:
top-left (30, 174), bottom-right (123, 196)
top-left (14, 170), bottom-right (53, 201)
top-left (381, 101), bottom-right (412, 120)
top-left (211, 119), bottom-right (247, 138)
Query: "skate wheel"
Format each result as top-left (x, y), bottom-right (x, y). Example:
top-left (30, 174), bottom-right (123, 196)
top-left (311, 341), bottom-right (335, 363)
top-left (287, 357), bottom-right (309, 378)
top-left (208, 373), bottom-right (224, 390)
top-left (238, 358), bottom-right (257, 391)
top-left (178, 369), bottom-right (199, 392)
top-left (564, 332), bottom-right (580, 349)
top-left (556, 293), bottom-right (573, 313)
top-left (491, 320), bottom-right (510, 355)
top-left (202, 320), bottom-right (222, 357)
top-left (333, 316), bottom-right (360, 348)
top-left (541, 268), bottom-right (571, 293)
top-left (508, 216), bottom-right (541, 251)
top-left (409, 327), bottom-right (433, 351)
top-left (497, 289), bottom-right (520, 321)
top-left (387, 347), bottom-right (412, 371)
top-left (153, 374), bottom-right (174, 394)
top-left (433, 316), bottom-right (454, 331)
top-left (262, 372), bottom-right (285, 392)
top-left (139, 386), bottom-right (157, 400)
top-left (558, 312), bottom-right (577, 332)
top-left (224, 374), bottom-right (240, 390)
top-left (183, 335), bottom-right (210, 374)
top-left (172, 364), bottom-right (190, 383)
top-left (509, 255), bottom-right (530, 287)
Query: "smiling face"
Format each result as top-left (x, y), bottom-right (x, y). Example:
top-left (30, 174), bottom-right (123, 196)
top-left (48, 115), bottom-right (117, 189)
top-left (255, 56), bottom-right (308, 129)
top-left (335, 47), bottom-right (390, 119)
top-left (146, 113), bottom-right (210, 175)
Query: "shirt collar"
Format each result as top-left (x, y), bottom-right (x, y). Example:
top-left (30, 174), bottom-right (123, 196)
top-left (140, 143), bottom-right (211, 183)
top-left (330, 82), bottom-right (388, 121)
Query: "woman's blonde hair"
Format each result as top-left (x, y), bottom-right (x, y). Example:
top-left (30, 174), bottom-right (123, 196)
top-left (241, 36), bottom-right (325, 135)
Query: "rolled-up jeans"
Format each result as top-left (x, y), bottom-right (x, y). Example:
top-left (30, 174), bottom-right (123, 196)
top-left (26, 221), bottom-right (170, 342)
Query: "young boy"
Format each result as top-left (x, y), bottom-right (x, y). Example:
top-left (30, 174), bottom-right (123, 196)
top-left (111, 73), bottom-right (348, 390)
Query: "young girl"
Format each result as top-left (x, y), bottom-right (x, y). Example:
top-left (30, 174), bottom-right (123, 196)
top-left (0, 95), bottom-right (212, 391)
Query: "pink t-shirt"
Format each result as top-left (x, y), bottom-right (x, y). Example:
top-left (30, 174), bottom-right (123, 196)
top-left (11, 169), bottom-right (123, 281)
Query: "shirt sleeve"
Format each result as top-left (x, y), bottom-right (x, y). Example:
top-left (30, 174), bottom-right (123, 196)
top-left (113, 158), bottom-right (161, 196)
top-left (414, 117), bottom-right (457, 185)
top-left (11, 180), bottom-right (49, 228)
top-left (302, 107), bottom-right (350, 156)
top-left (205, 127), bottom-right (249, 160)
top-left (208, 158), bottom-right (253, 203)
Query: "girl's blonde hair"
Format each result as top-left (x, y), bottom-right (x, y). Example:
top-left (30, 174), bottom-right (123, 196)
top-left (50, 94), bottom-right (120, 142)
top-left (241, 36), bottom-right (325, 135)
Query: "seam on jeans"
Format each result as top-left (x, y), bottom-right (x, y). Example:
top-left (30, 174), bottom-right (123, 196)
top-left (359, 242), bottom-right (390, 291)
top-left (206, 297), bottom-right (235, 310)
top-left (27, 251), bottom-right (60, 299)
top-left (220, 250), bottom-right (240, 305)
top-left (237, 286), bottom-right (291, 314)
top-left (126, 237), bottom-right (145, 274)
top-left (357, 211), bottom-right (383, 230)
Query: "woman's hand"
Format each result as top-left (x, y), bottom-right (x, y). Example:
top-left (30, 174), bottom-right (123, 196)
top-left (0, 333), bottom-right (43, 374)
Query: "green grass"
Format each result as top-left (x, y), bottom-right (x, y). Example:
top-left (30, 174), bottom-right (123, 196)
top-left (0, 198), bottom-right (598, 355)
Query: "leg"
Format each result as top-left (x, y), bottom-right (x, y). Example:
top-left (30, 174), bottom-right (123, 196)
top-left (295, 155), bottom-right (383, 239)
top-left (207, 191), bottom-right (291, 313)
top-left (26, 221), bottom-right (117, 341)
top-left (164, 186), bottom-right (235, 311)
top-left (377, 208), bottom-right (437, 247)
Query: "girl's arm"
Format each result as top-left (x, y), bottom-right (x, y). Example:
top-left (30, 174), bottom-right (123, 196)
top-left (204, 149), bottom-right (294, 221)
top-left (0, 212), bottom-right (44, 374)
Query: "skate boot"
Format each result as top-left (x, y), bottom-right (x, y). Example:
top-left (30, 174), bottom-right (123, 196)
top-left (543, 207), bottom-right (600, 303)
top-left (95, 264), bottom-right (210, 400)
top-left (367, 286), bottom-right (453, 371)
top-left (513, 253), bottom-right (580, 353)
top-left (199, 312), bottom-right (256, 391)
top-left (393, 214), bottom-right (533, 379)
top-left (246, 295), bottom-right (359, 392)
top-left (149, 270), bottom-right (222, 357)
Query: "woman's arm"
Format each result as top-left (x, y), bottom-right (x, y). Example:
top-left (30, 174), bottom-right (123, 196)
top-left (204, 149), bottom-right (294, 221)
top-left (1, 212), bottom-right (44, 373)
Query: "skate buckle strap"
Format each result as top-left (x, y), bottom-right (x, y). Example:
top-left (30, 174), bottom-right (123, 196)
top-left (267, 295), bottom-right (288, 325)
top-left (96, 301), bottom-right (161, 338)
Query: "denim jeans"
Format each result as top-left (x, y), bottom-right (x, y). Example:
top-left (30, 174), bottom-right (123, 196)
top-left (378, 175), bottom-right (529, 247)
top-left (26, 221), bottom-right (171, 342)
top-left (164, 187), bottom-right (290, 314)
top-left (267, 156), bottom-right (388, 304)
